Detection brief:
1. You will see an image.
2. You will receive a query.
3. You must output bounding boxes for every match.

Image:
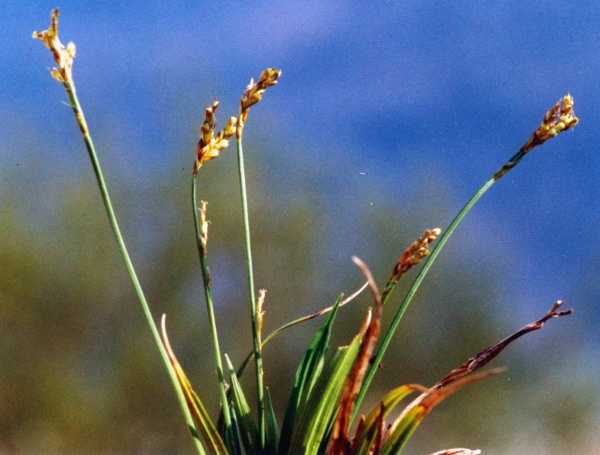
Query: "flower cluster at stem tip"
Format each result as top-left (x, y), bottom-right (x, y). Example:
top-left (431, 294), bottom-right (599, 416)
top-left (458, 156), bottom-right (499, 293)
top-left (194, 99), bottom-right (237, 175)
top-left (238, 68), bottom-right (282, 137)
top-left (388, 228), bottom-right (442, 282)
top-left (32, 9), bottom-right (75, 85)
top-left (522, 93), bottom-right (579, 154)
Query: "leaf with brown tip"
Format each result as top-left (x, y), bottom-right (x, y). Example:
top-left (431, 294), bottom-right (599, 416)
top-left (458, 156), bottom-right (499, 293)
top-left (434, 300), bottom-right (572, 390)
top-left (161, 315), bottom-right (227, 454)
top-left (328, 257), bottom-right (383, 455)
top-left (380, 369), bottom-right (505, 455)
top-left (351, 384), bottom-right (426, 454)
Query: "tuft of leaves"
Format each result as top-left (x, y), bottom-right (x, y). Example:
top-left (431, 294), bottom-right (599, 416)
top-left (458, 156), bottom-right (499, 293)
top-left (34, 9), bottom-right (578, 454)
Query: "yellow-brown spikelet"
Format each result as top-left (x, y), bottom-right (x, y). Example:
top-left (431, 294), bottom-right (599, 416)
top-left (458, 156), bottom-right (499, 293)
top-left (494, 94), bottom-right (579, 180)
top-left (198, 200), bottom-right (209, 250)
top-left (33, 9), bottom-right (76, 85)
top-left (237, 68), bottom-right (281, 137)
top-left (521, 93), bottom-right (579, 154)
top-left (388, 228), bottom-right (442, 282)
top-left (193, 99), bottom-right (237, 175)
top-left (256, 289), bottom-right (267, 344)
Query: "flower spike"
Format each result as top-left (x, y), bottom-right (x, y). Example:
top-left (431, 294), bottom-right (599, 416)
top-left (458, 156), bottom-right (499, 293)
top-left (494, 94), bottom-right (579, 180)
top-left (237, 68), bottom-right (281, 138)
top-left (388, 228), bottom-right (442, 283)
top-left (193, 99), bottom-right (237, 175)
top-left (32, 9), bottom-right (76, 85)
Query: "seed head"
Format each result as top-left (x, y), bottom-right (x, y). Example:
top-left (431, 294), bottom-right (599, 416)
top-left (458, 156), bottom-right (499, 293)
top-left (388, 228), bottom-right (442, 282)
top-left (194, 99), bottom-right (237, 175)
top-left (33, 9), bottom-right (76, 85)
top-left (522, 94), bottom-right (579, 154)
top-left (493, 94), bottom-right (579, 180)
top-left (238, 68), bottom-right (281, 136)
top-left (257, 289), bottom-right (267, 342)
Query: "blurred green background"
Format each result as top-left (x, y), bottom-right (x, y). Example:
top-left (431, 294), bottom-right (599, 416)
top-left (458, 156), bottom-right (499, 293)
top-left (1, 1), bottom-right (598, 454)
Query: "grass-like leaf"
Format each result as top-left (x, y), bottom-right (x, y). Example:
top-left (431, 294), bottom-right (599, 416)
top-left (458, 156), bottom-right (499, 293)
top-left (377, 300), bottom-right (572, 454)
top-left (225, 355), bottom-right (260, 453)
top-left (434, 300), bottom-right (572, 390)
top-left (351, 384), bottom-right (426, 454)
top-left (380, 369), bottom-right (505, 455)
top-left (236, 283), bottom-right (368, 379)
top-left (292, 329), bottom-right (365, 454)
top-left (160, 316), bottom-right (227, 454)
top-left (328, 257), bottom-right (383, 455)
top-left (277, 296), bottom-right (342, 453)
top-left (265, 388), bottom-right (280, 454)
top-left (227, 402), bottom-right (243, 455)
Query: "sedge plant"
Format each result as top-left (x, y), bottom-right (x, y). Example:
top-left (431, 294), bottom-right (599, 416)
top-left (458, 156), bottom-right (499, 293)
top-left (34, 9), bottom-right (579, 455)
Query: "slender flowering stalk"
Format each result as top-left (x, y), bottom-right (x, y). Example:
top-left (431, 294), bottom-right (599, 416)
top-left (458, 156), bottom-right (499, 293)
top-left (235, 68), bottom-right (281, 449)
top-left (192, 101), bottom-right (238, 445)
top-left (352, 94), bottom-right (579, 423)
top-left (192, 198), bottom-right (233, 437)
top-left (33, 9), bottom-right (204, 454)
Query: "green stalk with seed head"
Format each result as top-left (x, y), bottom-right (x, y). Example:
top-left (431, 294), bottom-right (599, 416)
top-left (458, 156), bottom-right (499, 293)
top-left (33, 9), bottom-right (205, 454)
top-left (352, 94), bottom-right (579, 421)
top-left (192, 100), bottom-right (237, 445)
top-left (235, 68), bottom-right (281, 449)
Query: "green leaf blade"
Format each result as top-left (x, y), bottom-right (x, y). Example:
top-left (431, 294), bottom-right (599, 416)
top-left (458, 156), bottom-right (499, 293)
top-left (278, 296), bottom-right (342, 454)
top-left (226, 355), bottom-right (260, 454)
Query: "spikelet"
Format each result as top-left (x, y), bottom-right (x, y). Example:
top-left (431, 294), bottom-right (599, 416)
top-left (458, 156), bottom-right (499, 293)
top-left (521, 93), bottom-right (579, 154)
top-left (193, 99), bottom-right (237, 175)
top-left (237, 68), bottom-right (281, 137)
top-left (494, 94), bottom-right (579, 180)
top-left (388, 228), bottom-right (442, 282)
top-left (33, 9), bottom-right (76, 85)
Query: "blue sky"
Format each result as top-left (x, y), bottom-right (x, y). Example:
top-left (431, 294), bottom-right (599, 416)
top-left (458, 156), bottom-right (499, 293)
top-left (5, 1), bottom-right (597, 315)
top-left (2, 1), bottom-right (599, 452)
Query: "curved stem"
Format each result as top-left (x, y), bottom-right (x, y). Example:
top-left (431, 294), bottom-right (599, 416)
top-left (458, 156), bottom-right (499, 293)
top-left (236, 136), bottom-right (265, 449)
top-left (351, 176), bottom-right (496, 423)
top-left (192, 177), bottom-right (233, 439)
top-left (62, 82), bottom-right (205, 454)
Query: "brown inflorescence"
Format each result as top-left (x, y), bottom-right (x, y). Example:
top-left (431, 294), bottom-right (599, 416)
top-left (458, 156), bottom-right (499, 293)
top-left (494, 94), bottom-right (579, 180)
top-left (521, 93), bottom-right (579, 154)
top-left (193, 99), bottom-right (237, 175)
top-left (238, 68), bottom-right (281, 137)
top-left (32, 9), bottom-right (76, 85)
top-left (388, 228), bottom-right (442, 283)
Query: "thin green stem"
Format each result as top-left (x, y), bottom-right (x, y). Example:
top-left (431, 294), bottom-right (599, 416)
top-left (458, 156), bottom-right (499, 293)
top-left (351, 176), bottom-right (497, 424)
top-left (235, 283), bottom-right (369, 379)
top-left (192, 177), bottom-right (233, 440)
top-left (61, 82), bottom-right (205, 454)
top-left (236, 136), bottom-right (265, 450)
